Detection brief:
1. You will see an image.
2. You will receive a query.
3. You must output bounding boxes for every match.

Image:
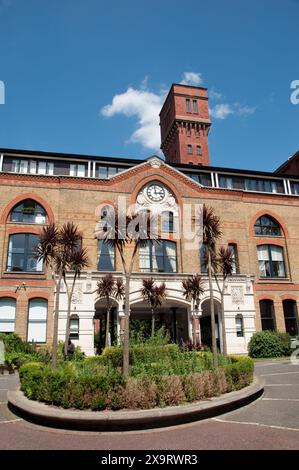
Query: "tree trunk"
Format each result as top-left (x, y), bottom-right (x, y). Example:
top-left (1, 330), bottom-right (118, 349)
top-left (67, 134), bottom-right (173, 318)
top-left (52, 271), bottom-right (63, 368)
top-left (221, 291), bottom-right (228, 356)
top-left (151, 308), bottom-right (155, 337)
top-left (122, 273), bottom-right (130, 377)
top-left (105, 303), bottom-right (111, 348)
top-left (64, 276), bottom-right (77, 358)
top-left (208, 251), bottom-right (218, 368)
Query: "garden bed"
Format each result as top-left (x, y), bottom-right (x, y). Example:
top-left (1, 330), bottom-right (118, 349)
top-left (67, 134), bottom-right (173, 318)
top-left (19, 347), bottom-right (254, 411)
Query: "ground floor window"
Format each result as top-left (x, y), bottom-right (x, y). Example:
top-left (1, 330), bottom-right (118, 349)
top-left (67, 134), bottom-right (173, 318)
top-left (0, 298), bottom-right (16, 333)
top-left (260, 299), bottom-right (276, 331)
top-left (27, 298), bottom-right (47, 343)
top-left (283, 299), bottom-right (299, 336)
top-left (235, 314), bottom-right (244, 337)
top-left (69, 314), bottom-right (79, 340)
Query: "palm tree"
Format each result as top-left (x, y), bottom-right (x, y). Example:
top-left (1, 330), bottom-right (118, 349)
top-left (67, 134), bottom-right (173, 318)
top-left (214, 246), bottom-right (235, 356)
top-left (63, 246), bottom-right (89, 357)
top-left (182, 274), bottom-right (205, 345)
top-left (201, 205), bottom-right (222, 368)
top-left (37, 222), bottom-right (86, 367)
top-left (96, 274), bottom-right (125, 348)
top-left (95, 208), bottom-right (157, 376)
top-left (141, 278), bottom-right (167, 336)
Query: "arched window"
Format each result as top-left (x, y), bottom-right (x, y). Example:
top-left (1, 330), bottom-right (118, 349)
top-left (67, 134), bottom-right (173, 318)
top-left (283, 300), bottom-right (299, 336)
top-left (235, 314), bottom-right (244, 337)
top-left (254, 216), bottom-right (282, 236)
top-left (139, 240), bottom-right (177, 273)
top-left (257, 244), bottom-right (286, 278)
top-left (69, 314), bottom-right (79, 340)
top-left (10, 199), bottom-right (46, 224)
top-left (7, 234), bottom-right (43, 272)
top-left (97, 240), bottom-right (115, 271)
top-left (0, 298), bottom-right (16, 333)
top-left (260, 299), bottom-right (276, 331)
top-left (27, 298), bottom-right (47, 343)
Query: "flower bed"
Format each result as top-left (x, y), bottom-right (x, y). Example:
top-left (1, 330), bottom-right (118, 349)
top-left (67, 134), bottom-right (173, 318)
top-left (19, 349), bottom-right (254, 411)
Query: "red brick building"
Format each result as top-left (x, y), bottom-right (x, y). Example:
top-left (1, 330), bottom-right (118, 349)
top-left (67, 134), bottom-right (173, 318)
top-left (0, 83), bottom-right (298, 355)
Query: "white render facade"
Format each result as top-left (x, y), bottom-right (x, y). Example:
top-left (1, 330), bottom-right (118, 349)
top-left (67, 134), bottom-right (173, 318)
top-left (58, 272), bottom-right (256, 356)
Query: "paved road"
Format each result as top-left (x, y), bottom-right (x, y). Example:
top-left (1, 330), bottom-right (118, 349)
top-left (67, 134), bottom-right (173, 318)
top-left (0, 360), bottom-right (298, 450)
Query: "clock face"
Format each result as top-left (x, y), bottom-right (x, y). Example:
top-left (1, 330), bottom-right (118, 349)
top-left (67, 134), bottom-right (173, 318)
top-left (146, 184), bottom-right (165, 202)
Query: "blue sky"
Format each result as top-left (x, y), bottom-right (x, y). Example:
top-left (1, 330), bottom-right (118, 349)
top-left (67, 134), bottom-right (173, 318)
top-left (0, 0), bottom-right (298, 171)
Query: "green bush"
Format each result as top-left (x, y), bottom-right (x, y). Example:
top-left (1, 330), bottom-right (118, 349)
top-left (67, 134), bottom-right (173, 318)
top-left (276, 332), bottom-right (292, 356)
top-left (248, 331), bottom-right (289, 358)
top-left (224, 356), bottom-right (254, 390)
top-left (0, 333), bottom-right (34, 354)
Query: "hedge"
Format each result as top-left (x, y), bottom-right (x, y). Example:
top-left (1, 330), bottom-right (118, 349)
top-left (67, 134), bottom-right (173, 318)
top-left (19, 355), bottom-right (254, 410)
top-left (248, 331), bottom-right (292, 358)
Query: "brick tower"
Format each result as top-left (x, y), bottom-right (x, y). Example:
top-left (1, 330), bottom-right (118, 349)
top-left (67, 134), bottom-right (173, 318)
top-left (160, 84), bottom-right (211, 166)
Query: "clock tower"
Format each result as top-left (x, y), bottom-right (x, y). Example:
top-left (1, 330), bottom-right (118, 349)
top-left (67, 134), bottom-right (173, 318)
top-left (159, 84), bottom-right (211, 166)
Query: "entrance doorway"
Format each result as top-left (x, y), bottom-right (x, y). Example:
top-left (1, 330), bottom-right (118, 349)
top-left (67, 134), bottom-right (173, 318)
top-left (200, 299), bottom-right (222, 351)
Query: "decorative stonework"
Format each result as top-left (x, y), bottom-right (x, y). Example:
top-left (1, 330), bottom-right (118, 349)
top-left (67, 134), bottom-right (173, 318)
top-left (148, 157), bottom-right (162, 168)
top-left (231, 286), bottom-right (244, 304)
top-left (71, 284), bottom-right (83, 304)
top-left (136, 180), bottom-right (178, 215)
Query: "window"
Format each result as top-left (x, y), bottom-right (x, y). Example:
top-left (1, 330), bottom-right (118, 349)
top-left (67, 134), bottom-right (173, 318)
top-left (283, 300), bottom-right (299, 336)
top-left (98, 240), bottom-right (115, 271)
top-left (139, 240), bottom-right (177, 273)
top-left (161, 211), bottom-right (174, 233)
top-left (27, 298), bottom-right (47, 343)
top-left (196, 145), bottom-right (202, 156)
top-left (195, 131), bottom-right (200, 138)
top-left (7, 234), bottom-right (43, 272)
top-left (290, 182), bottom-right (299, 195)
top-left (254, 216), bottom-right (281, 236)
top-left (228, 243), bottom-right (239, 274)
top-left (260, 299), bottom-right (276, 331)
top-left (193, 99), bottom-right (198, 113)
top-left (186, 128), bottom-right (191, 137)
top-left (245, 178), bottom-right (284, 194)
top-left (70, 164), bottom-right (86, 177)
top-left (200, 243), bottom-right (208, 273)
top-left (69, 314), bottom-right (79, 340)
top-left (10, 200), bottom-right (46, 224)
top-left (0, 298), bottom-right (16, 333)
top-left (187, 145), bottom-right (193, 155)
top-left (186, 98), bottom-right (191, 113)
top-left (257, 245), bottom-right (286, 278)
top-left (235, 314), bottom-right (244, 337)
top-left (219, 176), bottom-right (233, 189)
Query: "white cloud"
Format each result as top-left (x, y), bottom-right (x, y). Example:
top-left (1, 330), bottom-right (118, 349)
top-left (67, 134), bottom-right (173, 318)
top-left (210, 103), bottom-right (256, 120)
top-left (209, 104), bottom-right (233, 120)
top-left (209, 89), bottom-right (223, 101)
top-left (180, 72), bottom-right (203, 86)
top-left (101, 86), bottom-right (165, 151)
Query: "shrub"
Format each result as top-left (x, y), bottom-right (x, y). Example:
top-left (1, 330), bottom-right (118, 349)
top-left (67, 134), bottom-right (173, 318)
top-left (224, 356), bottom-right (254, 390)
top-left (248, 331), bottom-right (286, 358)
top-left (0, 333), bottom-right (34, 354)
top-left (276, 332), bottom-right (292, 356)
top-left (19, 362), bottom-right (45, 399)
top-left (120, 378), bottom-right (157, 409)
top-left (156, 375), bottom-right (185, 407)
